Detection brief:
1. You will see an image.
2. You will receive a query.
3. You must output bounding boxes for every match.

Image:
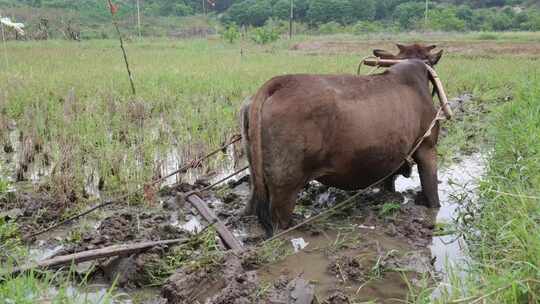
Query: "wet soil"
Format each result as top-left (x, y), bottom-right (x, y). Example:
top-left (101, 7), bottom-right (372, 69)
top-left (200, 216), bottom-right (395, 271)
top-left (290, 39), bottom-right (540, 58)
top-left (153, 177), bottom-right (439, 304)
top-left (158, 148), bottom-right (484, 304)
top-left (254, 187), bottom-right (436, 303)
top-left (1, 142), bottom-right (485, 303)
top-left (0, 189), bottom-right (68, 237)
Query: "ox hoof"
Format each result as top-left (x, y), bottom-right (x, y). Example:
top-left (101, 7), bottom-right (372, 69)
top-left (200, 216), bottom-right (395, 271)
top-left (415, 193), bottom-right (440, 208)
top-left (241, 206), bottom-right (256, 216)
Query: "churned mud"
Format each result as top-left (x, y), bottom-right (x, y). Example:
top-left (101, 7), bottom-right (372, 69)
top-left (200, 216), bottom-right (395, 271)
top-left (157, 149), bottom-right (485, 303)
top-left (0, 150), bottom-right (486, 303)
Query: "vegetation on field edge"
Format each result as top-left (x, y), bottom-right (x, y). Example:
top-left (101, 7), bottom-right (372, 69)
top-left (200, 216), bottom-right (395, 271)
top-left (414, 78), bottom-right (540, 303)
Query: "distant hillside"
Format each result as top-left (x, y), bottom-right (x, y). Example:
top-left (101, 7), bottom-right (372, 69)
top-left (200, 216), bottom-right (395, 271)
top-left (0, 0), bottom-right (539, 39)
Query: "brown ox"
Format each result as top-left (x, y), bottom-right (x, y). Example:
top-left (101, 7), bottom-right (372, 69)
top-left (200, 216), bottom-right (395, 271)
top-left (241, 44), bottom-right (444, 236)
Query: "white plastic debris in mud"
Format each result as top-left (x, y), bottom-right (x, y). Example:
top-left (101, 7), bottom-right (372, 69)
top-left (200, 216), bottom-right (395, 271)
top-left (357, 224), bottom-right (376, 230)
top-left (180, 217), bottom-right (202, 234)
top-left (291, 238), bottom-right (309, 253)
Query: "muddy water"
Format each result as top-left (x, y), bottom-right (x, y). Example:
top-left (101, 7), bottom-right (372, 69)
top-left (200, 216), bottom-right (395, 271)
top-left (257, 228), bottom-right (426, 303)
top-left (396, 154), bottom-right (485, 272)
top-left (255, 153), bottom-right (486, 303)
top-left (159, 143), bottom-right (241, 187)
top-left (0, 125), bottom-right (241, 198)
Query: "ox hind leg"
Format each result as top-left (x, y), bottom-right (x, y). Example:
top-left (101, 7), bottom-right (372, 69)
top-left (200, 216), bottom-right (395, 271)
top-left (264, 157), bottom-right (306, 236)
top-left (267, 183), bottom-right (303, 235)
top-left (413, 144), bottom-right (440, 208)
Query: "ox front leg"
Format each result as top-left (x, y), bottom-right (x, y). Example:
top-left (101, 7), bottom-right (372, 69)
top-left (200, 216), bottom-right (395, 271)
top-left (414, 146), bottom-right (440, 208)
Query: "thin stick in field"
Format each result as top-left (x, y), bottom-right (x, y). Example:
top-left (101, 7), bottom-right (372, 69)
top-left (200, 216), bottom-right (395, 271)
top-left (107, 0), bottom-right (136, 95)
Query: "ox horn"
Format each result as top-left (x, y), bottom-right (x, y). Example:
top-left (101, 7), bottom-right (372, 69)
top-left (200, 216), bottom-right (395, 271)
top-left (425, 65), bottom-right (453, 119)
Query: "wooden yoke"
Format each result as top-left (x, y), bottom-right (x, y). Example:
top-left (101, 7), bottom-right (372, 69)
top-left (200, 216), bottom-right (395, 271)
top-left (361, 57), bottom-right (453, 120)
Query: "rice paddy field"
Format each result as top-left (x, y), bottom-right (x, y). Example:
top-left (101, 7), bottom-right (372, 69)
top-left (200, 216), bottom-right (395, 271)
top-left (0, 31), bottom-right (539, 303)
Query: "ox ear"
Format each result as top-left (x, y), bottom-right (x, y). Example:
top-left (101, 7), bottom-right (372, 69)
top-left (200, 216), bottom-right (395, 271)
top-left (426, 44), bottom-right (437, 51)
top-left (396, 43), bottom-right (406, 52)
top-left (429, 49), bottom-right (443, 66)
top-left (373, 49), bottom-right (396, 59)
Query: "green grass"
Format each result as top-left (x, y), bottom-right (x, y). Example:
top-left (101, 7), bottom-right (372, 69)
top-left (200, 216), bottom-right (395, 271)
top-left (457, 79), bottom-right (540, 302)
top-left (378, 202), bottom-right (401, 219)
top-left (0, 270), bottom-right (118, 304)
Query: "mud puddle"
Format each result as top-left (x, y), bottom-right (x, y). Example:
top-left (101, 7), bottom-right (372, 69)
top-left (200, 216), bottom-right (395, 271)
top-left (395, 153), bottom-right (486, 297)
top-left (243, 153), bottom-right (486, 303)
top-left (251, 191), bottom-right (435, 303)
top-left (257, 229), bottom-right (430, 303)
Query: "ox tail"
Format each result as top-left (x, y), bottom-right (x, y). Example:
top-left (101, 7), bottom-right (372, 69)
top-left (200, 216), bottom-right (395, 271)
top-left (247, 81), bottom-right (283, 237)
top-left (239, 99), bottom-right (255, 216)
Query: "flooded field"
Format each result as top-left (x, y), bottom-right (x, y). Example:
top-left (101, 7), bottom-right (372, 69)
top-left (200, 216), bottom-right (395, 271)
top-left (0, 145), bottom-right (486, 303)
top-left (0, 83), bottom-right (492, 303)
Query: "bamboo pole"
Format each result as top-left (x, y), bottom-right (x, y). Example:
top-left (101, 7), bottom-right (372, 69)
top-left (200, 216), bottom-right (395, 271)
top-left (186, 194), bottom-right (243, 251)
top-left (289, 0), bottom-right (294, 40)
top-left (107, 0), bottom-right (137, 96)
top-left (136, 0), bottom-right (142, 39)
top-left (8, 238), bottom-right (188, 276)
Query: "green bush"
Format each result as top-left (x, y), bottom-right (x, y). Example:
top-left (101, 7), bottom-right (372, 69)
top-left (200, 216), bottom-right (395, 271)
top-left (224, 0), bottom-right (272, 26)
top-left (429, 7), bottom-right (467, 31)
top-left (393, 2), bottom-right (426, 30)
top-left (222, 25), bottom-right (240, 43)
top-left (250, 26), bottom-right (279, 44)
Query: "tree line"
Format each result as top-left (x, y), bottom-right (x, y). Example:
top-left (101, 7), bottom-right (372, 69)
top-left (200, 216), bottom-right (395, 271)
top-left (1, 0), bottom-right (539, 32)
top-left (222, 0), bottom-right (540, 31)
